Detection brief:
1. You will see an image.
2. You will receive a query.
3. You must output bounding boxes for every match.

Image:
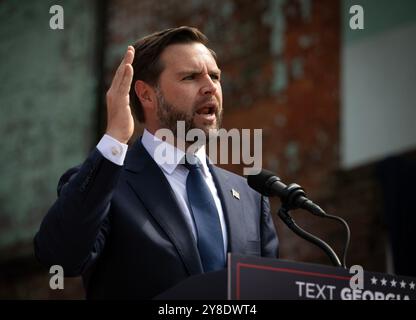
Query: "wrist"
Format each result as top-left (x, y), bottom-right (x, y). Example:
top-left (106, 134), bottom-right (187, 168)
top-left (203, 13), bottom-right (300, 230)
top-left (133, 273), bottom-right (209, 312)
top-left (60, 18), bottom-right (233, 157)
top-left (105, 129), bottom-right (129, 144)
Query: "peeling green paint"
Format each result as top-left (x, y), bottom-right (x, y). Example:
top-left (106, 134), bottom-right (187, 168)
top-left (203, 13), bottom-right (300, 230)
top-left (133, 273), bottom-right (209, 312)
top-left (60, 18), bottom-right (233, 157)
top-left (285, 141), bottom-right (300, 173)
top-left (220, 0), bottom-right (234, 19)
top-left (291, 57), bottom-right (304, 79)
top-left (298, 34), bottom-right (314, 48)
top-left (299, 0), bottom-right (312, 22)
top-left (271, 60), bottom-right (288, 94)
top-left (0, 0), bottom-right (98, 255)
top-left (263, 0), bottom-right (287, 56)
top-left (263, 1), bottom-right (315, 95)
top-left (263, 0), bottom-right (289, 94)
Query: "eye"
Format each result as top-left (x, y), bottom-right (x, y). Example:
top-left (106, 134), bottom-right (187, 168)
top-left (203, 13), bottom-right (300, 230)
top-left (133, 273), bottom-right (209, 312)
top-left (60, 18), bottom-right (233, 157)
top-left (182, 75), bottom-right (195, 80)
top-left (210, 74), bottom-right (221, 81)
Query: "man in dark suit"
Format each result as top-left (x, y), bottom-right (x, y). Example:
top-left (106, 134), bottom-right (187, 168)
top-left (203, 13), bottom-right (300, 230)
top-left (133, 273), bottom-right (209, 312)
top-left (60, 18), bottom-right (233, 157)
top-left (34, 26), bottom-right (278, 299)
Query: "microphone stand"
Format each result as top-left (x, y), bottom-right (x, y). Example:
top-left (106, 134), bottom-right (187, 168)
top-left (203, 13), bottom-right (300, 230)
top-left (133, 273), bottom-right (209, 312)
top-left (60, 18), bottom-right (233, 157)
top-left (276, 183), bottom-right (343, 268)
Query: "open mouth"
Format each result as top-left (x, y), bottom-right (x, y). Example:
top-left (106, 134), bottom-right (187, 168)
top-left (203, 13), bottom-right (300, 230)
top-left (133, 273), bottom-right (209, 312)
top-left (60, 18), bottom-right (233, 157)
top-left (195, 103), bottom-right (218, 116)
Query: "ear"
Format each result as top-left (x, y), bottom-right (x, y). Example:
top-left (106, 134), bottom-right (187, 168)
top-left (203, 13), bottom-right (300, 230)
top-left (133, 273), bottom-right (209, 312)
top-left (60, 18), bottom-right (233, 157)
top-left (134, 80), bottom-right (156, 108)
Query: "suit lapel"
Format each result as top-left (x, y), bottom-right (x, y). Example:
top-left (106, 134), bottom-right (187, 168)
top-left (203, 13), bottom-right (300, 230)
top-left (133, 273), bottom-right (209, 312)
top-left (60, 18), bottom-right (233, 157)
top-left (124, 139), bottom-right (203, 275)
top-left (208, 164), bottom-right (247, 255)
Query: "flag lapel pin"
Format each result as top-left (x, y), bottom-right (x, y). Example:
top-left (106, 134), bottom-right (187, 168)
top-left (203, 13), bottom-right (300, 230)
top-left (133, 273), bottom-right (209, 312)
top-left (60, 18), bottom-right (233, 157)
top-left (231, 189), bottom-right (240, 200)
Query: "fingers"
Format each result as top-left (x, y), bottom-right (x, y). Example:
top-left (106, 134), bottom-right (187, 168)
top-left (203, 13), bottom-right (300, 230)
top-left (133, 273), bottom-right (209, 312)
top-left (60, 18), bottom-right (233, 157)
top-left (118, 64), bottom-right (134, 95)
top-left (110, 46), bottom-right (135, 91)
top-left (125, 45), bottom-right (134, 64)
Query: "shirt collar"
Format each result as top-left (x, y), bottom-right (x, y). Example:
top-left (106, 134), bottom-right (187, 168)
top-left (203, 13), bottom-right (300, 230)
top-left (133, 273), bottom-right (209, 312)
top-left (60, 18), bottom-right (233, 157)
top-left (141, 129), bottom-right (210, 177)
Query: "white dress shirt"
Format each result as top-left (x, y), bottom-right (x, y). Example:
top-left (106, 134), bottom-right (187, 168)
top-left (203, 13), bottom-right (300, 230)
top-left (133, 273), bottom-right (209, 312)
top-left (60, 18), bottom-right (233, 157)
top-left (96, 130), bottom-right (228, 255)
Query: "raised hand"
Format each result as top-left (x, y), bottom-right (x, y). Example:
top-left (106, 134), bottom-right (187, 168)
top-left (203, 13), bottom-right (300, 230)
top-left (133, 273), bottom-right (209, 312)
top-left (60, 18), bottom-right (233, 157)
top-left (105, 46), bottom-right (135, 144)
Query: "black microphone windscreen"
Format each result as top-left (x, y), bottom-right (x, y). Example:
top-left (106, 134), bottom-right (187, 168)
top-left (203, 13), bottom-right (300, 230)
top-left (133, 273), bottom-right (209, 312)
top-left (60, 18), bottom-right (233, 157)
top-left (247, 169), bottom-right (276, 196)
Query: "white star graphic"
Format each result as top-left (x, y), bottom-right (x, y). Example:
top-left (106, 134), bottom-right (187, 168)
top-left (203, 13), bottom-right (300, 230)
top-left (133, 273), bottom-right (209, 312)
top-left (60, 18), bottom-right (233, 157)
top-left (381, 278), bottom-right (387, 286)
top-left (410, 282), bottom-right (415, 290)
top-left (371, 277), bottom-right (378, 285)
top-left (400, 281), bottom-right (406, 289)
top-left (390, 279), bottom-right (397, 287)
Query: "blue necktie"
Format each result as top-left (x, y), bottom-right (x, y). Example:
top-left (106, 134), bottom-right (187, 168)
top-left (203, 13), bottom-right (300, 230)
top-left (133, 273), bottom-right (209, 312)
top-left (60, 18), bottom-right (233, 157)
top-left (184, 155), bottom-right (225, 272)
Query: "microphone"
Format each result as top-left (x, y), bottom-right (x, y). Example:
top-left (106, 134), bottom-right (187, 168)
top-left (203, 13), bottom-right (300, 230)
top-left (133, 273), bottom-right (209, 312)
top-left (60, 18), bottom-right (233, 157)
top-left (247, 169), bottom-right (351, 268)
top-left (247, 169), bottom-right (326, 217)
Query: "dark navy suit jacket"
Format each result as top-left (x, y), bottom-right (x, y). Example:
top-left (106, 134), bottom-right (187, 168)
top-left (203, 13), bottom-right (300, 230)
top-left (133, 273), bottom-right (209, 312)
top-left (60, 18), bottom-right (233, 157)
top-left (34, 139), bottom-right (278, 299)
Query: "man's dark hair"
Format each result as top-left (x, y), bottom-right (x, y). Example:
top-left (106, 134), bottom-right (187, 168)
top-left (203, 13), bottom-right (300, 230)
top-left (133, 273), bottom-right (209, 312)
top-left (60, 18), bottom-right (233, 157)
top-left (129, 26), bottom-right (217, 123)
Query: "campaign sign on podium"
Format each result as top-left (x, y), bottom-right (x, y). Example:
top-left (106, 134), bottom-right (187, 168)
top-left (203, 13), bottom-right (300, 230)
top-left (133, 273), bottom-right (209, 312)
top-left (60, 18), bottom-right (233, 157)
top-left (228, 254), bottom-right (416, 300)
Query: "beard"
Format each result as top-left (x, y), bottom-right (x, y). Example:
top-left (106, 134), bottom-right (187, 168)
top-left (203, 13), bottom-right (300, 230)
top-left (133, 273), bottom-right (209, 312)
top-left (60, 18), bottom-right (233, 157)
top-left (155, 87), bottom-right (223, 139)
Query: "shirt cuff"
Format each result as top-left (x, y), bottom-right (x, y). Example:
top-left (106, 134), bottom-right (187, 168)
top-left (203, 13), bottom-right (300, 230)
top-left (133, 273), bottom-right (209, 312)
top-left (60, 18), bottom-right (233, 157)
top-left (96, 134), bottom-right (128, 166)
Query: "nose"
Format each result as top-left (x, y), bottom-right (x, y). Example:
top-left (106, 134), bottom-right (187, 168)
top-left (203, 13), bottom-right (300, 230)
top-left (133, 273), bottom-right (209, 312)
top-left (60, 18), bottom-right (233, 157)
top-left (200, 75), bottom-right (218, 96)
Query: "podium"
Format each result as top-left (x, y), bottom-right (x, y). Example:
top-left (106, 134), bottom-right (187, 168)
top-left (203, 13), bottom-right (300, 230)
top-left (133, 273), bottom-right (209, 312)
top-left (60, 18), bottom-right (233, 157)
top-left (156, 254), bottom-right (416, 300)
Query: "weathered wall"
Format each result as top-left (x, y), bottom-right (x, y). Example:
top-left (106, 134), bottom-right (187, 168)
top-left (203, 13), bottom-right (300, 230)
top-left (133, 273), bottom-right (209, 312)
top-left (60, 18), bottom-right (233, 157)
top-left (0, 0), bottom-right (98, 298)
top-left (0, 0), bottom-right (98, 258)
